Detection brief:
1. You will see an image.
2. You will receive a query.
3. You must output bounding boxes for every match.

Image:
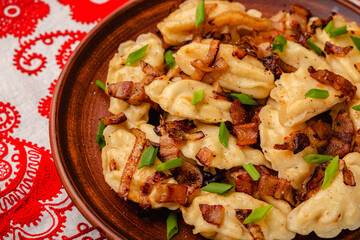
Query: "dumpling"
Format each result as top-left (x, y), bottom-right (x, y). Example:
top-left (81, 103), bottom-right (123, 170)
top-left (287, 152), bottom-right (360, 238)
top-left (174, 41), bottom-right (275, 99)
top-left (181, 122), bottom-right (269, 169)
top-left (181, 192), bottom-right (295, 240)
top-left (270, 66), bottom-right (345, 127)
top-left (144, 79), bottom-right (232, 123)
top-left (259, 99), bottom-right (315, 189)
top-left (157, 0), bottom-right (245, 45)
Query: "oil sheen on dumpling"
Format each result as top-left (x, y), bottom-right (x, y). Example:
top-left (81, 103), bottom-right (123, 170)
top-left (144, 79), bottom-right (232, 123)
top-left (174, 41), bottom-right (274, 99)
top-left (181, 192), bottom-right (295, 240)
top-left (270, 66), bottom-right (345, 127)
top-left (181, 123), bottom-right (269, 169)
top-left (157, 0), bottom-right (245, 45)
top-left (287, 152), bottom-right (360, 238)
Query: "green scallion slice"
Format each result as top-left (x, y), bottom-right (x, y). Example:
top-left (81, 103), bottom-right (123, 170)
top-left (243, 205), bottom-right (273, 224)
top-left (167, 212), bottom-right (178, 240)
top-left (272, 35), bottom-right (287, 52)
top-left (125, 44), bottom-right (149, 66)
top-left (219, 122), bottom-right (229, 148)
top-left (322, 155), bottom-right (339, 190)
top-left (305, 89), bottom-right (329, 99)
top-left (243, 163), bottom-right (261, 181)
top-left (138, 145), bottom-right (158, 169)
top-left (230, 93), bottom-right (258, 106)
top-left (200, 182), bottom-right (234, 194)
top-left (324, 20), bottom-right (333, 33)
top-left (352, 104), bottom-right (360, 111)
top-left (192, 89), bottom-right (205, 105)
top-left (195, 0), bottom-right (205, 28)
top-left (155, 158), bottom-right (183, 172)
top-left (303, 154), bottom-right (333, 164)
top-left (350, 35), bottom-right (360, 51)
top-left (96, 120), bottom-right (106, 150)
top-left (307, 39), bottom-right (325, 56)
top-left (165, 50), bottom-right (176, 69)
top-left (329, 25), bottom-right (348, 38)
top-left (95, 80), bottom-right (105, 91)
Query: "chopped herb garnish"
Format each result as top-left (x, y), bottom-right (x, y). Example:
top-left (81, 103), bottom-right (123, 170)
top-left (307, 39), bottom-right (325, 56)
top-left (350, 35), bottom-right (360, 51)
top-left (243, 205), bottom-right (273, 224)
top-left (219, 122), bottom-right (229, 148)
top-left (243, 163), bottom-right (261, 181)
top-left (305, 89), bottom-right (329, 99)
top-left (138, 145), bottom-right (158, 169)
top-left (329, 25), bottom-right (348, 38)
top-left (155, 158), bottom-right (183, 172)
top-left (230, 93), bottom-right (258, 106)
top-left (324, 20), bottom-right (333, 33)
top-left (322, 155), bottom-right (339, 190)
top-left (352, 104), bottom-right (360, 111)
top-left (167, 212), bottom-right (178, 240)
top-left (192, 89), bottom-right (205, 105)
top-left (165, 50), bottom-right (176, 69)
top-left (125, 44), bottom-right (149, 66)
top-left (195, 0), bottom-right (205, 28)
top-left (272, 35), bottom-right (287, 52)
top-left (200, 182), bottom-right (234, 194)
top-left (303, 154), bottom-right (333, 164)
top-left (96, 120), bottom-right (106, 150)
top-left (95, 80), bottom-right (106, 91)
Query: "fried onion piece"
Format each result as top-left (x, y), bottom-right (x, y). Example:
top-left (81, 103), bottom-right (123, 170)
top-left (139, 171), bottom-right (171, 208)
top-left (154, 120), bottom-right (205, 141)
top-left (262, 54), bottom-right (282, 80)
top-left (232, 45), bottom-right (248, 60)
top-left (118, 128), bottom-right (147, 200)
top-left (154, 183), bottom-right (188, 205)
top-left (235, 209), bottom-right (265, 240)
top-left (352, 129), bottom-right (360, 152)
top-left (324, 41), bottom-right (353, 57)
top-left (308, 17), bottom-right (332, 35)
top-left (199, 204), bottom-right (225, 225)
top-left (109, 159), bottom-right (117, 171)
top-left (140, 60), bottom-right (165, 77)
top-left (230, 99), bottom-right (249, 125)
top-left (341, 159), bottom-right (356, 186)
top-left (289, 4), bottom-right (310, 33)
top-left (176, 160), bottom-right (203, 196)
top-left (355, 63), bottom-right (360, 73)
top-left (195, 147), bottom-right (216, 166)
top-left (159, 134), bottom-right (181, 162)
top-left (233, 123), bottom-right (258, 146)
top-left (102, 112), bottom-right (127, 126)
top-left (299, 162), bottom-right (328, 201)
top-left (308, 66), bottom-right (357, 103)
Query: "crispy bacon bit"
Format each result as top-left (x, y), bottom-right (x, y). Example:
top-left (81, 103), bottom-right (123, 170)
top-left (342, 160), bottom-right (356, 186)
top-left (109, 159), bottom-right (117, 171)
top-left (235, 209), bottom-right (252, 222)
top-left (230, 168), bottom-right (254, 195)
top-left (299, 162), bottom-right (328, 201)
top-left (230, 99), bottom-right (249, 125)
top-left (154, 120), bottom-right (205, 141)
top-left (199, 204), bottom-right (225, 225)
top-left (176, 161), bottom-right (203, 196)
top-left (258, 175), bottom-right (296, 206)
top-left (355, 63), bottom-right (360, 73)
top-left (308, 66), bottom-right (357, 103)
top-left (352, 129), bottom-right (360, 152)
top-left (159, 134), bottom-right (181, 162)
top-left (141, 171), bottom-right (171, 195)
top-left (102, 112), bottom-right (127, 126)
top-left (235, 209), bottom-right (265, 240)
top-left (118, 128), bottom-right (147, 200)
top-left (154, 183), bottom-right (188, 205)
top-left (196, 147), bottom-right (216, 166)
top-left (289, 4), bottom-right (310, 33)
top-left (232, 45), bottom-right (247, 60)
top-left (140, 60), bottom-right (165, 77)
top-left (107, 79), bottom-right (150, 105)
top-left (251, 106), bottom-right (263, 126)
top-left (233, 123), bottom-right (258, 146)
top-left (324, 41), bottom-right (353, 57)
top-left (262, 54), bottom-right (282, 80)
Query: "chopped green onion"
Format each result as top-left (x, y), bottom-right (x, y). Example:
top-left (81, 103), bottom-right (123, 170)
top-left (165, 50), bottom-right (176, 69)
top-left (138, 145), bottom-right (158, 169)
top-left (243, 205), bottom-right (273, 224)
top-left (195, 0), bottom-right (205, 28)
top-left (192, 89), bottom-right (205, 105)
top-left (243, 163), bottom-right (261, 181)
top-left (125, 44), bottom-right (149, 66)
top-left (329, 25), bottom-right (348, 38)
top-left (167, 212), bottom-right (178, 240)
top-left (95, 80), bottom-right (105, 91)
top-left (272, 35), bottom-right (287, 52)
top-left (230, 93), bottom-right (258, 106)
top-left (307, 39), bottom-right (325, 56)
top-left (305, 89), bottom-right (329, 99)
top-left (303, 154), bottom-right (334, 164)
top-left (322, 155), bottom-right (339, 190)
top-left (352, 104), bottom-right (360, 111)
top-left (155, 158), bottom-right (183, 172)
top-left (96, 120), bottom-right (106, 150)
top-left (200, 182), bottom-right (234, 194)
top-left (350, 35), bottom-right (360, 51)
top-left (219, 122), bottom-right (229, 148)
top-left (324, 20), bottom-right (333, 33)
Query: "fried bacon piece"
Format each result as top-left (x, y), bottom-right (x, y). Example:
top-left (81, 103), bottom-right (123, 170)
top-left (154, 183), bottom-right (188, 205)
top-left (289, 4), bottom-right (310, 33)
top-left (352, 129), bottom-right (360, 152)
top-left (230, 168), bottom-right (254, 195)
top-left (196, 147), bottom-right (216, 166)
top-left (258, 175), bottom-right (296, 206)
top-left (140, 60), bottom-right (165, 76)
top-left (355, 63), bottom-right (360, 73)
top-left (262, 54), bottom-right (282, 80)
top-left (199, 204), bottom-right (225, 225)
top-left (341, 160), bottom-right (356, 186)
top-left (102, 112), bottom-right (127, 126)
top-left (299, 162), bottom-right (327, 201)
top-left (235, 209), bottom-right (265, 240)
top-left (230, 99), bottom-right (249, 125)
top-left (233, 123), bottom-right (258, 146)
top-left (159, 134), bottom-right (181, 162)
top-left (154, 120), bottom-right (205, 141)
top-left (118, 128), bottom-right (147, 200)
top-left (308, 66), bottom-right (357, 103)
top-left (251, 106), bottom-right (263, 126)
top-left (324, 41), bottom-right (353, 57)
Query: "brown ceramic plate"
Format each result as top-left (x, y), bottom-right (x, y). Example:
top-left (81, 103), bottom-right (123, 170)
top-left (50, 0), bottom-right (360, 239)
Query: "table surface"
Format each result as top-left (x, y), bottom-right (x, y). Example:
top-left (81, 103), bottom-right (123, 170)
top-left (0, 0), bottom-right (359, 239)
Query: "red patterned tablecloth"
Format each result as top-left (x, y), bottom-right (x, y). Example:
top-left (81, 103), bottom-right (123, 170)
top-left (1, 0), bottom-right (360, 240)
